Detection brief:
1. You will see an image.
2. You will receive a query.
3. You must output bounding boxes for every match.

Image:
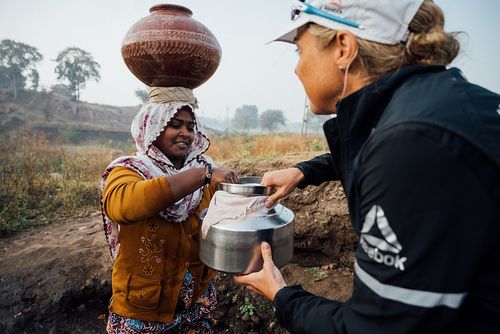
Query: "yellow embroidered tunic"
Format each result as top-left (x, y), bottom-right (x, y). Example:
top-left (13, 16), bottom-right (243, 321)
top-left (102, 166), bottom-right (216, 323)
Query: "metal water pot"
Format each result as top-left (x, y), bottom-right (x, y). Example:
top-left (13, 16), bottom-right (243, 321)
top-left (200, 177), bottom-right (294, 274)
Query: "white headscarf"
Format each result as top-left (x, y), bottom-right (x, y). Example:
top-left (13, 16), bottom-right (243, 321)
top-left (100, 87), bottom-right (212, 260)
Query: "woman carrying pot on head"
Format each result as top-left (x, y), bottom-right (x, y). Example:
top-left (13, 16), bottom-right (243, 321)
top-left (101, 87), bottom-right (238, 334)
top-left (235, 0), bottom-right (500, 333)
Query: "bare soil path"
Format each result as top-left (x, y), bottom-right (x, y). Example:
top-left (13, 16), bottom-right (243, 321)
top-left (0, 212), bottom-right (111, 333)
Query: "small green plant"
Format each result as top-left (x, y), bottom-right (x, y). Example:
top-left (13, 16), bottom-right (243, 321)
top-left (308, 139), bottom-right (325, 152)
top-left (226, 291), bottom-right (239, 304)
top-left (305, 267), bottom-right (329, 282)
top-left (239, 297), bottom-right (256, 317)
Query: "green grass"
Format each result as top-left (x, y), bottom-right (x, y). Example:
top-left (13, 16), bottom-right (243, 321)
top-left (305, 267), bottom-right (329, 282)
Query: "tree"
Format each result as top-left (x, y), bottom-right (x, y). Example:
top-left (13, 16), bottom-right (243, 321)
top-left (259, 109), bottom-right (286, 132)
top-left (0, 39), bottom-right (43, 100)
top-left (232, 105), bottom-right (258, 133)
top-left (50, 83), bottom-right (73, 99)
top-left (135, 87), bottom-right (149, 103)
top-left (307, 113), bottom-right (330, 133)
top-left (54, 47), bottom-right (100, 102)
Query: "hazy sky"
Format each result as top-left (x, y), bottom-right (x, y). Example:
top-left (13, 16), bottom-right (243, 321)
top-left (1, 0), bottom-right (499, 122)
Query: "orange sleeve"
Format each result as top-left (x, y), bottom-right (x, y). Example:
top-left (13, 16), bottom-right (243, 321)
top-left (102, 166), bottom-right (174, 224)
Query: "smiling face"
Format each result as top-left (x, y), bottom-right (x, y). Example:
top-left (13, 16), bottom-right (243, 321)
top-left (153, 107), bottom-right (196, 169)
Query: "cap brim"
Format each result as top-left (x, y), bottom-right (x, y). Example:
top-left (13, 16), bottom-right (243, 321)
top-left (268, 15), bottom-right (311, 44)
top-left (269, 13), bottom-right (363, 45)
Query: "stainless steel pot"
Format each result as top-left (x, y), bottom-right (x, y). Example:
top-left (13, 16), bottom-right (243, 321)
top-left (199, 177), bottom-right (294, 274)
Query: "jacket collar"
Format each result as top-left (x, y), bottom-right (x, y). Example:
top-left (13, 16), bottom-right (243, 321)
top-left (333, 65), bottom-right (446, 141)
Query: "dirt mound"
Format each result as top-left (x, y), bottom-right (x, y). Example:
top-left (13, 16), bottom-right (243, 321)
top-left (223, 155), bottom-right (358, 264)
top-left (0, 155), bottom-right (357, 333)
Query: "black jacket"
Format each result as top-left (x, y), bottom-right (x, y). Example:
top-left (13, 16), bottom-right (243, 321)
top-left (274, 65), bottom-right (500, 333)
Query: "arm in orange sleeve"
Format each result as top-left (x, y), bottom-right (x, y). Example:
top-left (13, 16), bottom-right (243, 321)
top-left (102, 163), bottom-right (238, 224)
top-left (102, 167), bottom-right (175, 224)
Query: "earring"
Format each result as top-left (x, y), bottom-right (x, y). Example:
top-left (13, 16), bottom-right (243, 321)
top-left (339, 65), bottom-right (345, 71)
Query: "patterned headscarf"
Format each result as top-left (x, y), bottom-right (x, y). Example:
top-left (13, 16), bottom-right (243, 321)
top-left (100, 87), bottom-right (212, 260)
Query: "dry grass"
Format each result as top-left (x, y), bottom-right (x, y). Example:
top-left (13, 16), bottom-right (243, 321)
top-left (0, 132), bottom-right (326, 236)
top-left (0, 131), bottom-right (128, 236)
top-left (207, 133), bottom-right (326, 160)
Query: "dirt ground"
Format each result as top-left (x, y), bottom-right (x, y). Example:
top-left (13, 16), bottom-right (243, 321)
top-left (0, 155), bottom-right (358, 333)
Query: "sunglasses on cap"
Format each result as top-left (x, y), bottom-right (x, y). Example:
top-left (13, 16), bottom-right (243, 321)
top-left (291, 0), bottom-right (362, 29)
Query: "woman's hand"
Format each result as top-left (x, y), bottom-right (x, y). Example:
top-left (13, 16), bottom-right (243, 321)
top-left (211, 167), bottom-right (239, 186)
top-left (234, 242), bottom-right (287, 301)
top-left (261, 168), bottom-right (304, 208)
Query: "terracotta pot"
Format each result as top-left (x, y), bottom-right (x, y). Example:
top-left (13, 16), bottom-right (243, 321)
top-left (121, 4), bottom-right (222, 89)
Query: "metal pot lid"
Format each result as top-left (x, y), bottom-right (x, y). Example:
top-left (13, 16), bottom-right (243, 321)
top-left (217, 176), bottom-right (273, 196)
top-left (208, 204), bottom-right (294, 232)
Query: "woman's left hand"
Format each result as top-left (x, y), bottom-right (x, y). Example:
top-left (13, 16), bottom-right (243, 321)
top-left (211, 167), bottom-right (239, 185)
top-left (234, 242), bottom-right (287, 301)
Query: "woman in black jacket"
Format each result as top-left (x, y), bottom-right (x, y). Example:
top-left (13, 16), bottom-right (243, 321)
top-left (235, 0), bottom-right (500, 333)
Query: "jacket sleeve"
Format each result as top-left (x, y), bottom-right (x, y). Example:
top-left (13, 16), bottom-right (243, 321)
top-left (274, 125), bottom-right (500, 333)
top-left (102, 166), bottom-right (174, 224)
top-left (294, 153), bottom-right (339, 188)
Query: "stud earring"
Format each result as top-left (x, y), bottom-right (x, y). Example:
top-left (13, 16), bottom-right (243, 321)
top-left (339, 65), bottom-right (345, 71)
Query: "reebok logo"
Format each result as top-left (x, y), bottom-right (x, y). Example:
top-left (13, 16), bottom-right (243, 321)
top-left (360, 205), bottom-right (407, 271)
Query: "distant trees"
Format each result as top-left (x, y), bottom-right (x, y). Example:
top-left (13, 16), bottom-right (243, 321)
top-left (0, 39), bottom-right (103, 103)
top-left (0, 39), bottom-right (43, 100)
top-left (260, 109), bottom-right (286, 132)
top-left (231, 105), bottom-right (288, 133)
top-left (232, 104), bottom-right (259, 133)
top-left (50, 83), bottom-right (73, 99)
top-left (54, 47), bottom-right (100, 102)
top-left (135, 87), bottom-right (149, 103)
top-left (307, 113), bottom-right (330, 134)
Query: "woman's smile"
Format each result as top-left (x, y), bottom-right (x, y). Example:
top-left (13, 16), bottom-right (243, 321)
top-left (174, 139), bottom-right (190, 149)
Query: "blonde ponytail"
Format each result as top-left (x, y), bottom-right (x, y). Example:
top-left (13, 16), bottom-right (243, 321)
top-left (404, 0), bottom-right (460, 66)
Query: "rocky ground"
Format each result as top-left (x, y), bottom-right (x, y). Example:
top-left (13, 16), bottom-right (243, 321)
top-left (0, 155), bottom-right (359, 333)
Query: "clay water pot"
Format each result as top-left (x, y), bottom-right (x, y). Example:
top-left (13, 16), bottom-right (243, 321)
top-left (121, 4), bottom-right (222, 88)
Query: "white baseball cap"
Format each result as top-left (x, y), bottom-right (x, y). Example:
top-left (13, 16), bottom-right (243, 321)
top-left (273, 0), bottom-right (425, 45)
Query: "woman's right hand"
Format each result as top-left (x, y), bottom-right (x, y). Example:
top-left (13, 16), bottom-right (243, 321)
top-left (211, 167), bottom-right (239, 186)
top-left (261, 167), bottom-right (304, 208)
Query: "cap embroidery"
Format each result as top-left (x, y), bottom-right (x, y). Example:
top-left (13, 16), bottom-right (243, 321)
top-left (324, 1), bottom-right (343, 14)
